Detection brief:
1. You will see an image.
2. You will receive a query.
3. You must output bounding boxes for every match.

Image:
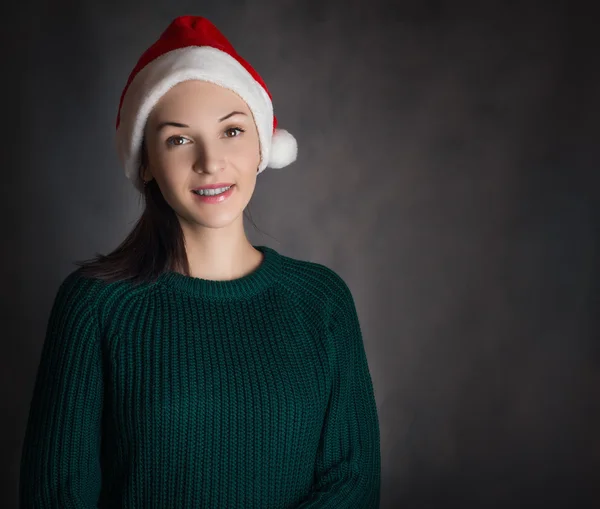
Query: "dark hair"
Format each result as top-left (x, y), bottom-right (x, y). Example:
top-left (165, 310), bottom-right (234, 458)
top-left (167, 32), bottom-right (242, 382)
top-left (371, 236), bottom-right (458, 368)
top-left (74, 137), bottom-right (270, 287)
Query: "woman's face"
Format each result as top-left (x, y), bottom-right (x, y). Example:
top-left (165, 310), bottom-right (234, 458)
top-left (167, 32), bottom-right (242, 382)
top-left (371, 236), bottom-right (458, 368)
top-left (142, 80), bottom-right (261, 231)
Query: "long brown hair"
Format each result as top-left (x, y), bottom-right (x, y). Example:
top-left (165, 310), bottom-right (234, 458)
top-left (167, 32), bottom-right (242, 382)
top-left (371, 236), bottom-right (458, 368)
top-left (74, 137), bottom-right (269, 287)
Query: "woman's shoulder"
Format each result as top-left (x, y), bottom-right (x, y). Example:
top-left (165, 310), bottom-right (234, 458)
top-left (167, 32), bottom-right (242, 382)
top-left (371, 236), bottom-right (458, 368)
top-left (276, 250), bottom-right (355, 306)
top-left (55, 267), bottom-right (104, 302)
top-left (54, 266), bottom-right (141, 314)
top-left (58, 266), bottom-right (121, 294)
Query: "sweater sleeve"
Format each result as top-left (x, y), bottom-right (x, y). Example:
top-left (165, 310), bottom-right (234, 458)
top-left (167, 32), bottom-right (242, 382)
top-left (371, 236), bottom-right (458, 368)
top-left (297, 275), bottom-right (381, 508)
top-left (19, 270), bottom-right (104, 508)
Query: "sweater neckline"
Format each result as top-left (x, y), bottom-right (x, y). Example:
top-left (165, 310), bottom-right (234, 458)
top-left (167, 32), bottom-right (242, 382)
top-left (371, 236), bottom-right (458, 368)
top-left (155, 245), bottom-right (281, 300)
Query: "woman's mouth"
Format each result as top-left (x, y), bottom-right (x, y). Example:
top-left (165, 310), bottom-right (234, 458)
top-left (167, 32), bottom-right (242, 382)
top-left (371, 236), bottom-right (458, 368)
top-left (191, 184), bottom-right (235, 203)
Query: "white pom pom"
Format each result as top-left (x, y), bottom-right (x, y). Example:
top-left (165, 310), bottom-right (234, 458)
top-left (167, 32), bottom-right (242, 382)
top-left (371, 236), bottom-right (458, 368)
top-left (268, 128), bottom-right (298, 169)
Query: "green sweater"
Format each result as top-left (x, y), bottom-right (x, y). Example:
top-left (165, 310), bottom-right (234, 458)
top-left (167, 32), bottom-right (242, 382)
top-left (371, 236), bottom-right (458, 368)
top-left (19, 245), bottom-right (380, 508)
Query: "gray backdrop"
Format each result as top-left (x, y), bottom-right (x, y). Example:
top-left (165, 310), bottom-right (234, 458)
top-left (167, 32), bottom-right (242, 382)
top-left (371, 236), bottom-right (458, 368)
top-left (4, 1), bottom-right (599, 508)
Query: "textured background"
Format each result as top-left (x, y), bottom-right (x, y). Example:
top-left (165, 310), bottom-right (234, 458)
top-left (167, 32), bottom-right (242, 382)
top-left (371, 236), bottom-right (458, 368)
top-left (4, 1), bottom-right (599, 507)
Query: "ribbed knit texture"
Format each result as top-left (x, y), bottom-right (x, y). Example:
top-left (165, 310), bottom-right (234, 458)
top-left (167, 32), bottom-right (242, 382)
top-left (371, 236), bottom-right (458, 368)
top-left (19, 245), bottom-right (380, 508)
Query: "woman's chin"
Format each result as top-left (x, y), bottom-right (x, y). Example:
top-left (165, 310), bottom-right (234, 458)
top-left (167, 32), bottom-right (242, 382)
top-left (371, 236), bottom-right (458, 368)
top-left (186, 209), bottom-right (245, 230)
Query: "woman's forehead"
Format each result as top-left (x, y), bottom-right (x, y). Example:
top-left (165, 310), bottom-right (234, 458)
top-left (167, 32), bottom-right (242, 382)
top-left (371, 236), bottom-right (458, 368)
top-left (162, 80), bottom-right (247, 107)
top-left (149, 81), bottom-right (249, 124)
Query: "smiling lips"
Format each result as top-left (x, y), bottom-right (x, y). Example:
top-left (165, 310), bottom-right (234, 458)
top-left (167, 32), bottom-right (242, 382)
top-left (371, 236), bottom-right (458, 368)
top-left (192, 182), bottom-right (235, 190)
top-left (191, 185), bottom-right (235, 203)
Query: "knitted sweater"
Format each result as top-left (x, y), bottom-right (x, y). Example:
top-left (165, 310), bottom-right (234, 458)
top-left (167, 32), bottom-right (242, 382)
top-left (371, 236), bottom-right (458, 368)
top-left (19, 245), bottom-right (380, 508)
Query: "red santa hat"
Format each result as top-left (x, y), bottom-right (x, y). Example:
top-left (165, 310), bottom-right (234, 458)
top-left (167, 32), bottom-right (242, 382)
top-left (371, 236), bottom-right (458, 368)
top-left (115, 15), bottom-right (298, 192)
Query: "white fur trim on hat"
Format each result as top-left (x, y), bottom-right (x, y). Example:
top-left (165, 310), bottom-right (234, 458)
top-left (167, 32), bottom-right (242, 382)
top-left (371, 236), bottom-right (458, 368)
top-left (116, 46), bottom-right (296, 192)
top-left (265, 128), bottom-right (298, 170)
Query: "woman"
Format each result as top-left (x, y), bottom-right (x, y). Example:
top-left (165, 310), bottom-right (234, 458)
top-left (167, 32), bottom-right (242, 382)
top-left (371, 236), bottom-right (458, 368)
top-left (19, 15), bottom-right (381, 508)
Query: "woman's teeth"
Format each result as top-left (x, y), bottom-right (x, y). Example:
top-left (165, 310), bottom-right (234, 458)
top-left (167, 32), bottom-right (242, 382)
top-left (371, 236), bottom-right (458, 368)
top-left (193, 186), bottom-right (232, 196)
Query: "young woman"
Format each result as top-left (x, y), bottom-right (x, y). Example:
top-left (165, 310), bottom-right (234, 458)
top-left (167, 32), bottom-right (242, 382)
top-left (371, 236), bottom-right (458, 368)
top-left (19, 15), bottom-right (381, 508)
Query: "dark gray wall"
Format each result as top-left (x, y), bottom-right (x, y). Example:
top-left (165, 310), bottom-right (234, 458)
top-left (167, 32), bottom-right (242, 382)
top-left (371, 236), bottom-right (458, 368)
top-left (4, 1), bottom-right (599, 508)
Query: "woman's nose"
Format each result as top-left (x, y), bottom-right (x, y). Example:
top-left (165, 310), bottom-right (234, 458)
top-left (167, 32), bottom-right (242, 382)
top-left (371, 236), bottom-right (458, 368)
top-left (193, 144), bottom-right (226, 173)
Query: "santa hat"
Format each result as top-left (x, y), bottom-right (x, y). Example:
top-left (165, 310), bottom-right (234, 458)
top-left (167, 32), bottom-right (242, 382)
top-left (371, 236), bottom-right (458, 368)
top-left (115, 15), bottom-right (298, 192)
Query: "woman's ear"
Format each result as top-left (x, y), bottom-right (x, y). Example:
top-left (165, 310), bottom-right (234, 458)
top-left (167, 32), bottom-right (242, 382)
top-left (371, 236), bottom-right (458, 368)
top-left (140, 163), bottom-right (152, 183)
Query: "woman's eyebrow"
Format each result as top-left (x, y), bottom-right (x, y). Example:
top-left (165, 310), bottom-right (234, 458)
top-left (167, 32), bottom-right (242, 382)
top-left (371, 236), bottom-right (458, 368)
top-left (155, 111), bottom-right (248, 133)
top-left (218, 111), bottom-right (247, 122)
top-left (156, 121), bottom-right (188, 132)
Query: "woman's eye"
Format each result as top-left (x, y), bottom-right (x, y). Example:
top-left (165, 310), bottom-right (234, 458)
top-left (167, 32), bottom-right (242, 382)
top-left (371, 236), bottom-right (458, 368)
top-left (224, 127), bottom-right (245, 138)
top-left (167, 136), bottom-right (188, 146)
